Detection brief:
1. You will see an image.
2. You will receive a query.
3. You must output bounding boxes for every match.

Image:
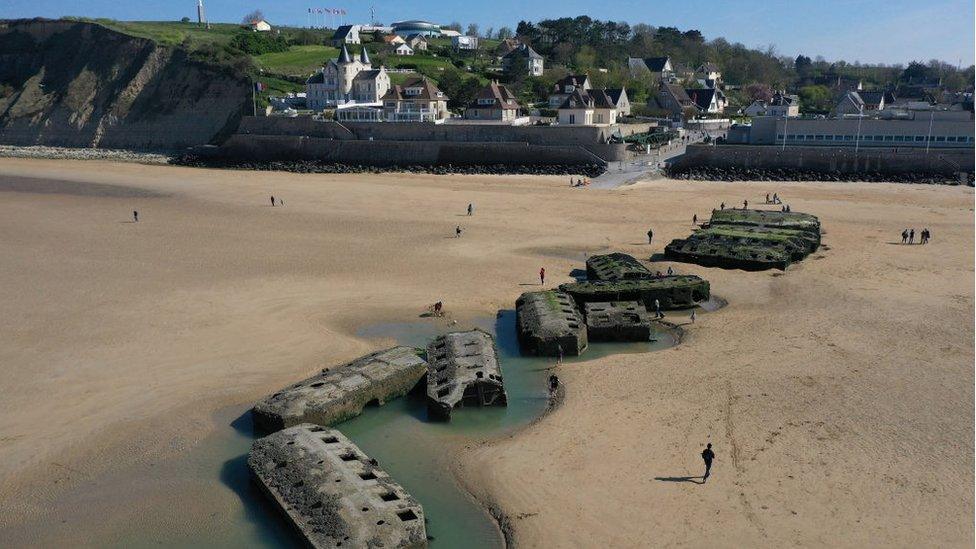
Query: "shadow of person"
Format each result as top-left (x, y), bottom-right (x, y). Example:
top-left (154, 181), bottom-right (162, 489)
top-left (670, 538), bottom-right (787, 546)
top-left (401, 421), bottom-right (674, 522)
top-left (654, 475), bottom-right (705, 484)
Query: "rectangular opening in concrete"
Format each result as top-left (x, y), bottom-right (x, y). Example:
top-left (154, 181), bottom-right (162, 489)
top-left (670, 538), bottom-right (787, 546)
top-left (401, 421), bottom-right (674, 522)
top-left (359, 471), bottom-right (377, 481)
top-left (340, 452), bottom-right (359, 462)
top-left (322, 436), bottom-right (339, 443)
top-left (397, 510), bottom-right (419, 522)
top-left (380, 491), bottom-right (400, 502)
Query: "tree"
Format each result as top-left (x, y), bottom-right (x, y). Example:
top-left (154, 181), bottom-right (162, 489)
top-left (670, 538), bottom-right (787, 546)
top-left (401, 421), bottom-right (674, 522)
top-left (795, 54), bottom-right (812, 78)
top-left (744, 82), bottom-right (773, 102)
top-left (798, 85), bottom-right (831, 112)
top-left (446, 21), bottom-right (462, 32)
top-left (497, 27), bottom-right (513, 40)
top-left (180, 16), bottom-right (191, 23)
top-left (484, 27), bottom-right (494, 39)
top-left (466, 23), bottom-right (479, 37)
top-left (241, 9), bottom-right (264, 24)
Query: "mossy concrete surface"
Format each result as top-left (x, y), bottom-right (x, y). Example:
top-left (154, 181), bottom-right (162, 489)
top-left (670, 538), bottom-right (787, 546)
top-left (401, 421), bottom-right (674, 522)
top-left (425, 330), bottom-right (507, 421)
top-left (516, 290), bottom-right (588, 357)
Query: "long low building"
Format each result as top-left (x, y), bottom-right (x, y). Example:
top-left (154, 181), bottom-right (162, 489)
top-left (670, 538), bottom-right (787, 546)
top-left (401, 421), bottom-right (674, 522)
top-left (744, 112), bottom-right (974, 149)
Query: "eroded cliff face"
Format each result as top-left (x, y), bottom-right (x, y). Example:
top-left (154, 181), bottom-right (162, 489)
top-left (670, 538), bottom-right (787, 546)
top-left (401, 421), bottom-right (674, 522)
top-left (0, 19), bottom-right (250, 150)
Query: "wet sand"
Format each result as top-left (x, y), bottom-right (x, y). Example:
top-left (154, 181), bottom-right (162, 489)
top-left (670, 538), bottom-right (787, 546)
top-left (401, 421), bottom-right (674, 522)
top-left (0, 158), bottom-right (972, 547)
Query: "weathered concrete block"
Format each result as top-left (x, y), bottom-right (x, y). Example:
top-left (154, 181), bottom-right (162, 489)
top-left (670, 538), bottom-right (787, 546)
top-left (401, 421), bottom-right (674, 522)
top-left (664, 209), bottom-right (823, 271)
top-left (516, 290), bottom-right (588, 356)
top-left (253, 347), bottom-right (428, 432)
top-left (585, 253), bottom-right (653, 281)
top-left (560, 275), bottom-right (710, 310)
top-left (248, 424), bottom-right (427, 548)
top-left (425, 330), bottom-right (507, 420)
top-left (584, 301), bottom-right (654, 342)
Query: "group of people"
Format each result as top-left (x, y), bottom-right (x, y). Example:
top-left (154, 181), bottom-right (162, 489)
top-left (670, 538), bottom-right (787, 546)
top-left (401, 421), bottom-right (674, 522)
top-left (901, 228), bottom-right (932, 244)
top-left (570, 177), bottom-right (591, 188)
top-left (765, 193), bottom-right (782, 205)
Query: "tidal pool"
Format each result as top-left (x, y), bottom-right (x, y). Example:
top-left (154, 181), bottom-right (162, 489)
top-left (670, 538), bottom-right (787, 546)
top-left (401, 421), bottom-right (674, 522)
top-left (109, 310), bottom-right (677, 548)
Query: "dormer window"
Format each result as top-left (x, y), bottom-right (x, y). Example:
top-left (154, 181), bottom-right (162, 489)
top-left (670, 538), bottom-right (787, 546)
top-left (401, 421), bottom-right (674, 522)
top-left (405, 87), bottom-right (422, 96)
top-left (436, 92), bottom-right (444, 98)
top-left (565, 85), bottom-right (575, 93)
top-left (478, 98), bottom-right (495, 105)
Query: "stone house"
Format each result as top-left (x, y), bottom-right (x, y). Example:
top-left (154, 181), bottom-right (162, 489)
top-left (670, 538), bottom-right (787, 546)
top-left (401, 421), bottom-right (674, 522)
top-left (305, 45), bottom-right (389, 110)
top-left (381, 77), bottom-right (450, 122)
top-left (502, 44), bottom-right (544, 76)
top-left (463, 81), bottom-right (522, 121)
top-left (548, 74), bottom-right (592, 108)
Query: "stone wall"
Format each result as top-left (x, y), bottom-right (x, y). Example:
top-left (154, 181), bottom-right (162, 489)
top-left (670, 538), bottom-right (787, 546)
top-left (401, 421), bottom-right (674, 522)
top-left (217, 134), bottom-right (628, 166)
top-left (673, 144), bottom-right (975, 175)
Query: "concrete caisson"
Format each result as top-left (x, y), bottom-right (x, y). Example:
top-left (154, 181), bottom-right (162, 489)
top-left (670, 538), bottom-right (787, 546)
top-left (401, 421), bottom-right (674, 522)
top-left (585, 253), bottom-right (654, 281)
top-left (560, 276), bottom-right (711, 310)
top-left (515, 290), bottom-right (588, 356)
top-left (425, 330), bottom-right (507, 420)
top-left (248, 424), bottom-right (427, 548)
top-left (584, 301), bottom-right (654, 342)
top-left (252, 347), bottom-right (428, 432)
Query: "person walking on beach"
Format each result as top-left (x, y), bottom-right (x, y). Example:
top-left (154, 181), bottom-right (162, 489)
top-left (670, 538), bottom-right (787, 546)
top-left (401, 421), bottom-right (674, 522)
top-left (548, 374), bottom-right (560, 395)
top-left (690, 310), bottom-right (697, 324)
top-left (693, 214), bottom-right (698, 225)
top-left (270, 195), bottom-right (275, 207)
top-left (909, 228), bottom-right (915, 244)
top-left (667, 266), bottom-right (674, 276)
top-left (467, 203), bottom-right (473, 216)
top-left (923, 228), bottom-right (931, 244)
top-left (539, 267), bottom-right (546, 285)
top-left (455, 225), bottom-right (463, 238)
top-left (765, 193), bottom-right (770, 203)
top-left (556, 343), bottom-right (563, 365)
top-left (901, 229), bottom-right (909, 244)
top-left (743, 199), bottom-right (749, 209)
top-left (654, 298), bottom-right (662, 318)
top-left (133, 210), bottom-right (139, 222)
top-left (647, 228), bottom-right (654, 244)
top-left (701, 443), bottom-right (715, 481)
top-left (720, 202), bottom-right (725, 210)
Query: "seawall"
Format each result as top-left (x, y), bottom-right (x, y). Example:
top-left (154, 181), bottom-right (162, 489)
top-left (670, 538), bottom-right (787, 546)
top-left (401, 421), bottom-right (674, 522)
top-left (672, 144), bottom-right (974, 176)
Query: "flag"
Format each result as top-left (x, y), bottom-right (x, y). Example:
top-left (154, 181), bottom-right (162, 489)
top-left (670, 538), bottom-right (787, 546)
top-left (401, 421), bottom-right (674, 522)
top-left (341, 9), bottom-right (346, 15)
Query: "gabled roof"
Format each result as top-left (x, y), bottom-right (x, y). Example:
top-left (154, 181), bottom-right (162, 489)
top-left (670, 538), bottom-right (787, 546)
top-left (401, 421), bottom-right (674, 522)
top-left (554, 74), bottom-right (589, 92)
top-left (605, 87), bottom-right (628, 105)
top-left (381, 77), bottom-right (448, 102)
top-left (352, 69), bottom-right (385, 82)
top-left (685, 88), bottom-right (716, 110)
top-left (858, 91), bottom-right (885, 108)
top-left (504, 43), bottom-right (543, 60)
top-left (841, 91), bottom-right (866, 109)
top-left (332, 25), bottom-right (358, 40)
top-left (770, 91), bottom-right (798, 106)
top-left (642, 56), bottom-right (671, 72)
top-left (558, 89), bottom-right (593, 110)
top-left (467, 81), bottom-right (521, 110)
top-left (588, 89), bottom-right (616, 109)
top-left (661, 82), bottom-right (694, 105)
top-left (306, 71), bottom-right (326, 84)
top-left (698, 62), bottom-right (720, 73)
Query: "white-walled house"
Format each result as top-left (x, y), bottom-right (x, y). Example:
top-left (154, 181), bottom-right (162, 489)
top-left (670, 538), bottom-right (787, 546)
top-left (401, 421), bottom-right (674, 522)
top-left (557, 89), bottom-right (617, 125)
top-left (502, 44), bottom-right (544, 76)
top-left (391, 43), bottom-right (414, 56)
top-left (305, 45), bottom-right (390, 110)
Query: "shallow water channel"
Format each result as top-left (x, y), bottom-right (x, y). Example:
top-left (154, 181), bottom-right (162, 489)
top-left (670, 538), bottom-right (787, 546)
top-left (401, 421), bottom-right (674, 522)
top-left (113, 310), bottom-right (679, 548)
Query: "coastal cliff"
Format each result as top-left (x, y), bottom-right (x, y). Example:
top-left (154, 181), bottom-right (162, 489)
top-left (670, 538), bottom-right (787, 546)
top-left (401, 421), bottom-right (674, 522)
top-left (0, 19), bottom-right (250, 150)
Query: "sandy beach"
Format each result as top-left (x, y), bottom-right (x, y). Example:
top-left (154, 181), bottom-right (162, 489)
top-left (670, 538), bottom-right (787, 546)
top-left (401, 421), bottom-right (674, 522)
top-left (0, 157), bottom-right (972, 547)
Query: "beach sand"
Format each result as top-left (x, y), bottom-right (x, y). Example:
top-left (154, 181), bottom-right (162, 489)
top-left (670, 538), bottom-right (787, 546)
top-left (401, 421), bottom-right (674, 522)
top-left (0, 158), bottom-right (972, 546)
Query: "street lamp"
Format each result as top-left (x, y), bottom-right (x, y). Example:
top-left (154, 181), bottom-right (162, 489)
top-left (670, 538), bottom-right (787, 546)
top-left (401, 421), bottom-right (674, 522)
top-left (854, 104), bottom-right (863, 155)
top-left (925, 109), bottom-right (935, 153)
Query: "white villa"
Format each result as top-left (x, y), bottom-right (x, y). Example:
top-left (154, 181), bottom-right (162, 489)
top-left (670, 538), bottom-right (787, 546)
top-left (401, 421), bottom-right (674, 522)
top-left (305, 45), bottom-right (390, 110)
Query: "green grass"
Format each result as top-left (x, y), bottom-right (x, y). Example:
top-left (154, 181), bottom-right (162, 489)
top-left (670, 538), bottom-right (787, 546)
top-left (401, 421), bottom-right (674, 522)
top-left (254, 45), bottom-right (340, 76)
top-left (86, 19), bottom-right (242, 47)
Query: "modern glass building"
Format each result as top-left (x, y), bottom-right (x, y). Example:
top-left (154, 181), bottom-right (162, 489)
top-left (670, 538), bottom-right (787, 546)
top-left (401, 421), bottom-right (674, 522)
top-left (391, 20), bottom-right (442, 38)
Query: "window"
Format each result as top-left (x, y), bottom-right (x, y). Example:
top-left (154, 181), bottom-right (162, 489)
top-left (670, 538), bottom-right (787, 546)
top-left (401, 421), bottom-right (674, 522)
top-left (894, 136), bottom-right (904, 142)
top-left (915, 136), bottom-right (925, 141)
top-left (478, 98), bottom-right (495, 105)
top-left (844, 135), bottom-right (853, 141)
top-left (569, 114), bottom-right (576, 124)
top-left (806, 135), bottom-right (814, 140)
top-left (796, 135), bottom-right (805, 141)
top-left (824, 135), bottom-right (834, 140)
top-left (815, 135), bottom-right (824, 140)
top-left (935, 136), bottom-right (945, 142)
top-left (884, 135), bottom-right (893, 141)
top-left (947, 136), bottom-right (957, 142)
top-left (405, 87), bottom-right (422, 96)
top-left (777, 134), bottom-right (785, 140)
